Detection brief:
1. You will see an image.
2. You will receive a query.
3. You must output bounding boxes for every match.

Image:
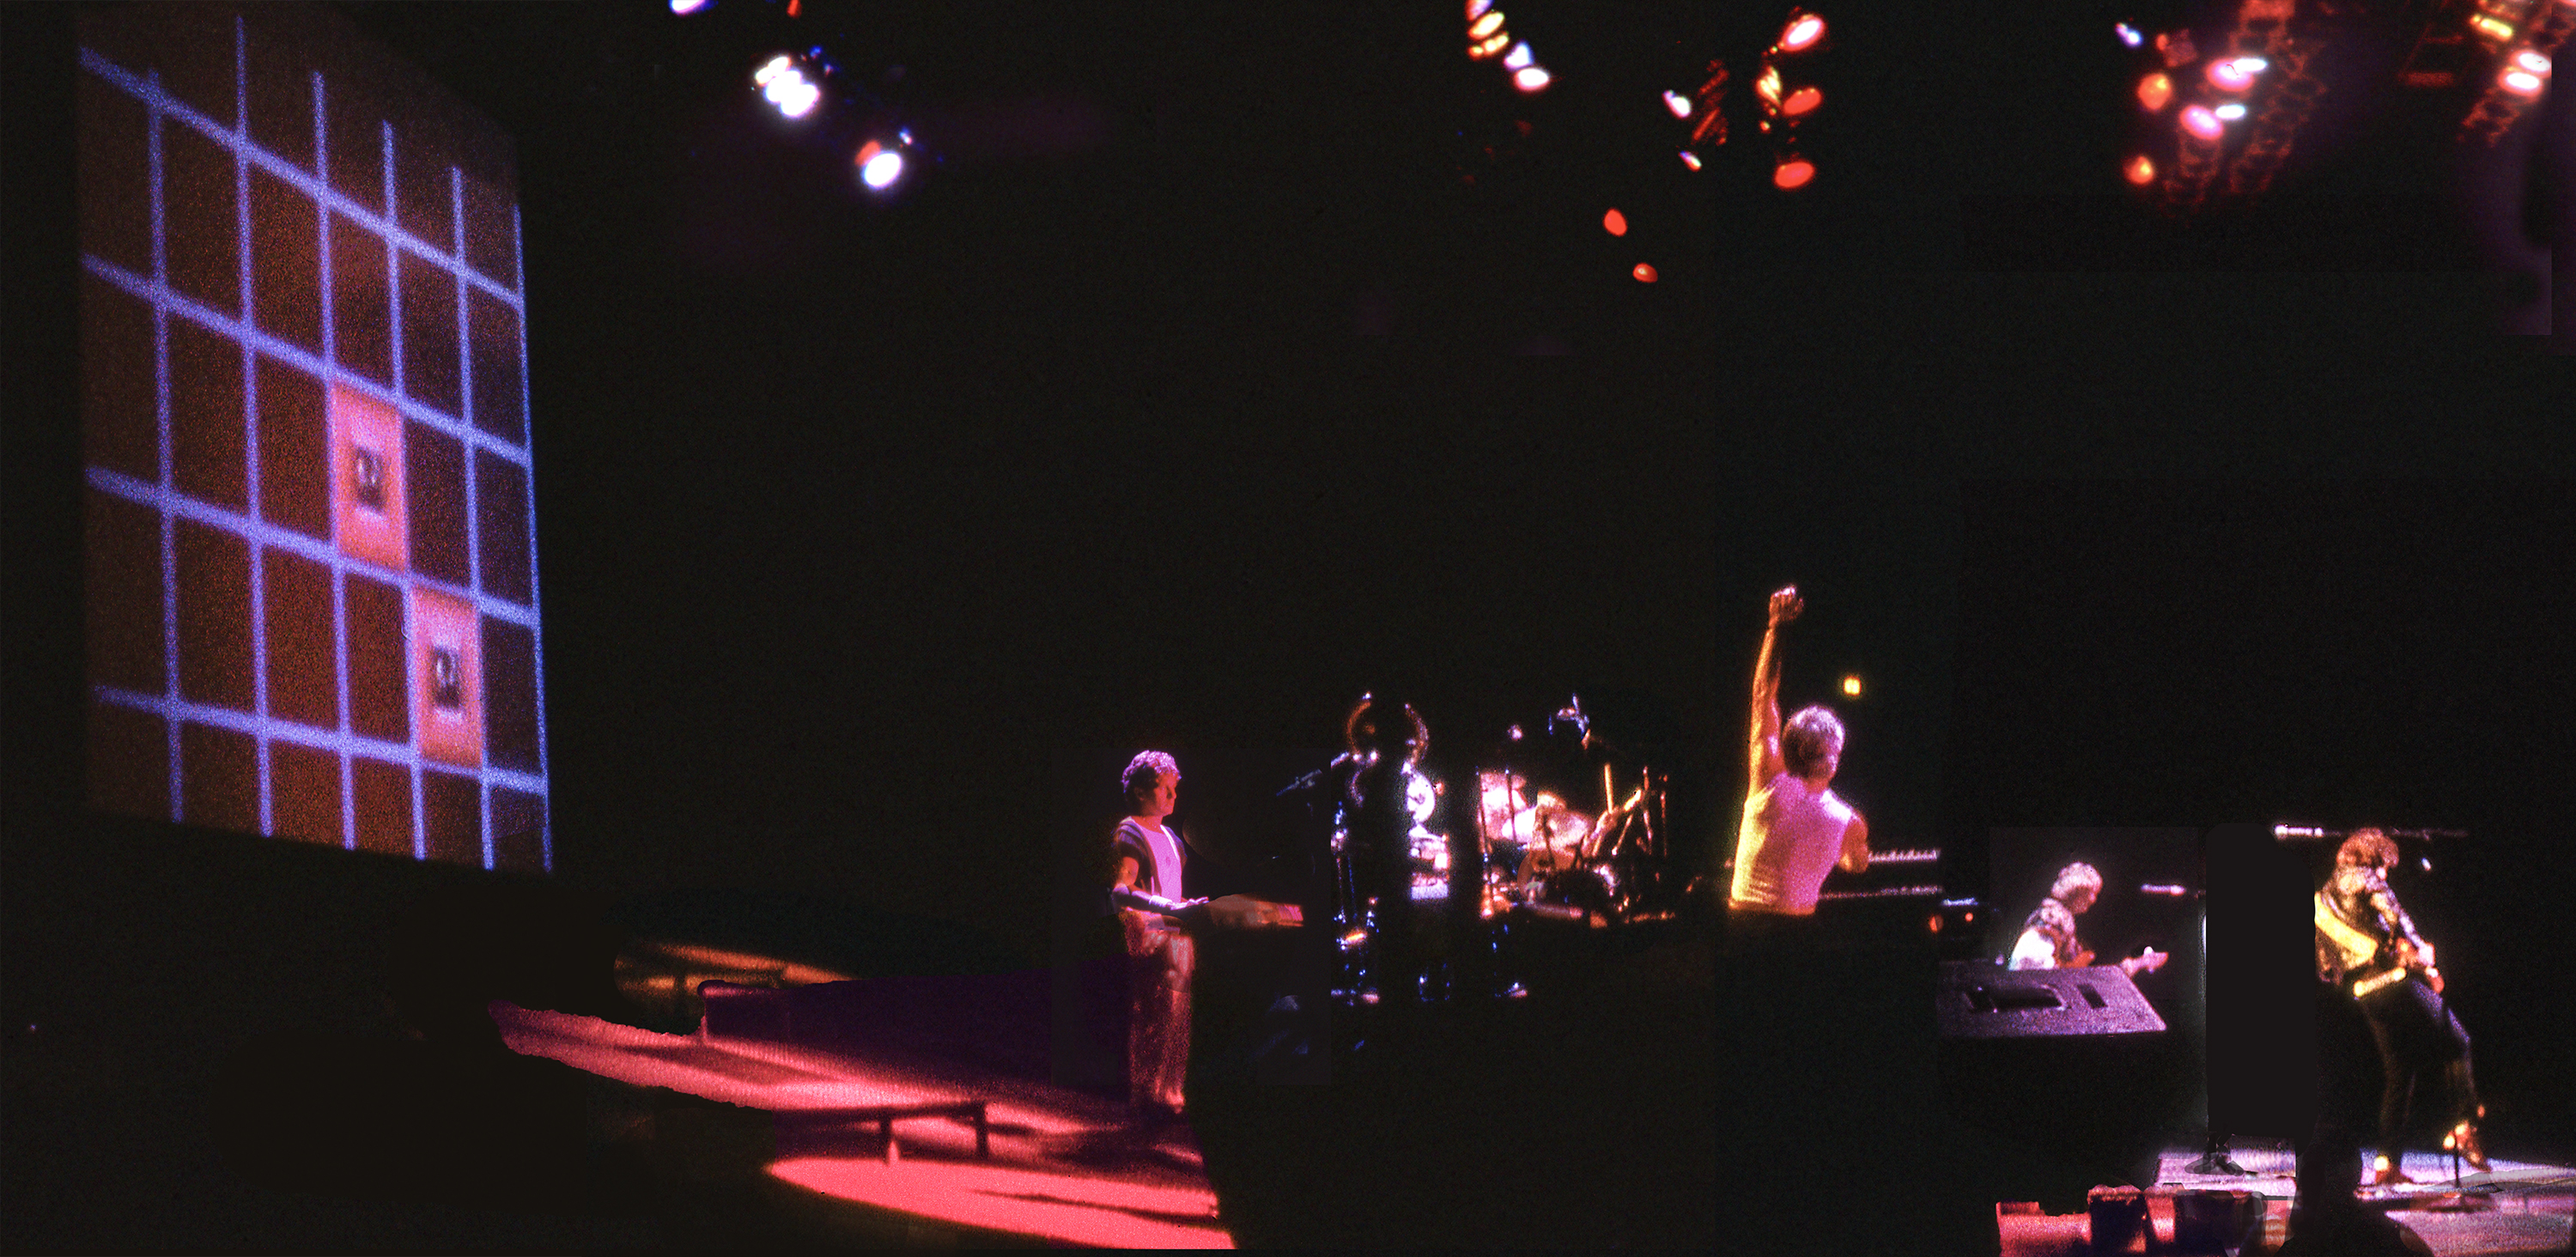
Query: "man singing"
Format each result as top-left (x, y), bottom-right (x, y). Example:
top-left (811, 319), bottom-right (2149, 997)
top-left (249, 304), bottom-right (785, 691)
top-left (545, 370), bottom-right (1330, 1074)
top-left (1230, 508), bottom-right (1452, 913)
top-left (2315, 829), bottom-right (2485, 1185)
top-left (1728, 586), bottom-right (1870, 917)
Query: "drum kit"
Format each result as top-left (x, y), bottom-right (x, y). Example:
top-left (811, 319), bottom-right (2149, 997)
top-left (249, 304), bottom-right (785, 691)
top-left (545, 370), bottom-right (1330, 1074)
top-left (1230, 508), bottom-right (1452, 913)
top-left (1474, 696), bottom-right (1682, 926)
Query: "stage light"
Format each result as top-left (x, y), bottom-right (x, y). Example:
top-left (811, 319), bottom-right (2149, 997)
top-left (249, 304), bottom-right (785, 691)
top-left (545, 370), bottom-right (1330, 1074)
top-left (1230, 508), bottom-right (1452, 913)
top-left (1603, 208), bottom-right (1628, 235)
top-left (2117, 22), bottom-right (2144, 47)
top-left (2207, 58), bottom-right (2263, 91)
top-left (1841, 675), bottom-right (1862, 696)
top-left (1773, 156), bottom-right (1814, 188)
top-left (1778, 12), bottom-right (1826, 52)
top-left (1782, 85), bottom-right (1821, 115)
top-left (1513, 65), bottom-right (1552, 92)
top-left (2125, 154), bottom-right (2156, 184)
top-left (2513, 50), bottom-right (2551, 75)
top-left (1470, 32), bottom-right (1511, 58)
top-left (1757, 65), bottom-right (1783, 107)
top-left (2138, 72), bottom-right (2173, 111)
top-left (2471, 15), bottom-right (2515, 41)
top-left (756, 56), bottom-right (823, 119)
top-left (1664, 89), bottom-right (1693, 118)
top-left (671, 0), bottom-right (710, 13)
top-left (1470, 10), bottom-right (1505, 39)
top-left (2214, 102), bottom-right (2247, 120)
top-left (1467, 0), bottom-right (1490, 16)
top-left (1632, 263), bottom-right (1658, 282)
top-left (2181, 105), bottom-right (2224, 139)
top-left (1503, 41), bottom-right (1533, 70)
top-left (2501, 67), bottom-right (2546, 94)
top-left (859, 143), bottom-right (905, 189)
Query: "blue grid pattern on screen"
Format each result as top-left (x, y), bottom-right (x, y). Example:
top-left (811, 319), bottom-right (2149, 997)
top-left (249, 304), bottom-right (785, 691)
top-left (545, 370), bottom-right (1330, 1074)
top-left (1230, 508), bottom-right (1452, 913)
top-left (77, 10), bottom-right (548, 871)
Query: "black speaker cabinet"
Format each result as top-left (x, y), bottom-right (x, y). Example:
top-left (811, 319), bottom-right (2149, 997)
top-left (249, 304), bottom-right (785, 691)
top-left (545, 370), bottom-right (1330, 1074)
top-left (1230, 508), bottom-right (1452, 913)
top-left (1938, 961), bottom-right (2166, 1040)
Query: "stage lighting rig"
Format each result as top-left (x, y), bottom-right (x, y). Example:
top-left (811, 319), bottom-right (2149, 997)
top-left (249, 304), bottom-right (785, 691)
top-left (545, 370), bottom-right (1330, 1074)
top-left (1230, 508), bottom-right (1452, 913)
top-left (1464, 2), bottom-right (1553, 94)
top-left (1754, 10), bottom-right (1828, 189)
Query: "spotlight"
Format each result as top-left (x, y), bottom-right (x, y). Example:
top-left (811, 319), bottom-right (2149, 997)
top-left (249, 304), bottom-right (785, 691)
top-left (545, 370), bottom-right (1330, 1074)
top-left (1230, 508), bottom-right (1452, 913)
top-left (671, 0), bottom-right (710, 12)
top-left (2470, 15), bottom-right (2515, 41)
top-left (755, 55), bottom-right (823, 119)
top-left (1513, 65), bottom-right (1552, 92)
top-left (1469, 9), bottom-right (1505, 39)
top-left (856, 141), bottom-right (905, 189)
top-left (1503, 41), bottom-right (1533, 70)
top-left (1777, 11), bottom-right (1826, 53)
top-left (1602, 208), bottom-right (1628, 236)
top-left (2513, 50), bottom-right (2552, 76)
top-left (2137, 72), bottom-right (2173, 111)
top-left (2207, 57), bottom-right (2264, 91)
top-left (2181, 104), bottom-right (2224, 140)
top-left (1631, 262), bottom-right (1658, 282)
top-left (1773, 156), bottom-right (1814, 188)
top-left (1470, 32), bottom-right (1510, 58)
top-left (2213, 101), bottom-right (2246, 120)
top-left (2116, 22), bottom-right (2143, 47)
top-left (1663, 89), bottom-right (1693, 118)
top-left (2125, 154), bottom-right (2156, 184)
top-left (1841, 675), bottom-right (1862, 696)
top-left (2500, 67), bottom-right (2546, 95)
top-left (1678, 150), bottom-right (1703, 169)
top-left (1781, 85), bottom-right (1821, 116)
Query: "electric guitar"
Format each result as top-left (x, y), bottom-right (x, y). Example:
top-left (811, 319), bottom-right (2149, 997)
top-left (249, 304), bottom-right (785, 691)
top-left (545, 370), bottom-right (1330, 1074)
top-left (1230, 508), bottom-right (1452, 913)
top-left (2069, 947), bottom-right (2168, 978)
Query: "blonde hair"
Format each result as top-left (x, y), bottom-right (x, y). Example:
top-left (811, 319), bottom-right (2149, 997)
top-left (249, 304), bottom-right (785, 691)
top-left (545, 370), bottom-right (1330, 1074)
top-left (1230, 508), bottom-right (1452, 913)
top-left (2050, 861), bottom-right (2104, 904)
top-left (2336, 828), bottom-right (2398, 871)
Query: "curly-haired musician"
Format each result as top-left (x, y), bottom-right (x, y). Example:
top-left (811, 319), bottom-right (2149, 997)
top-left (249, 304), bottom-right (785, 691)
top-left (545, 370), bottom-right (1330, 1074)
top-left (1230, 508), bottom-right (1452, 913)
top-left (1728, 586), bottom-right (1870, 916)
top-left (1107, 751), bottom-right (1208, 1128)
top-left (2315, 829), bottom-right (2485, 1185)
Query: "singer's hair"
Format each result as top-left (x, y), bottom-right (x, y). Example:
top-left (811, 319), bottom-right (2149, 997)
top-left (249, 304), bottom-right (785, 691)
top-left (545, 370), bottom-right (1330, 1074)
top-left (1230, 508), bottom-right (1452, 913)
top-left (2337, 828), bottom-right (2399, 871)
top-left (1782, 705), bottom-right (1844, 778)
top-left (2050, 862), bottom-right (2104, 904)
top-left (1121, 751), bottom-right (1179, 808)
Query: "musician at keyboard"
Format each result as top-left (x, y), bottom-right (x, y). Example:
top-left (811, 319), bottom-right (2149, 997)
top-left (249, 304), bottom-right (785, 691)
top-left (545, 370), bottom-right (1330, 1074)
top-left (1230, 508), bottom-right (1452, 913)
top-left (2006, 861), bottom-right (2166, 978)
top-left (1727, 586), bottom-right (1872, 918)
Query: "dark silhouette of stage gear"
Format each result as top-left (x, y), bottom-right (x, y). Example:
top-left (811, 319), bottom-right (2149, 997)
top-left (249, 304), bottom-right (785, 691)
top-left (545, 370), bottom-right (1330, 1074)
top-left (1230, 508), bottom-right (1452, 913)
top-left (1307, 695), bottom-right (1445, 1006)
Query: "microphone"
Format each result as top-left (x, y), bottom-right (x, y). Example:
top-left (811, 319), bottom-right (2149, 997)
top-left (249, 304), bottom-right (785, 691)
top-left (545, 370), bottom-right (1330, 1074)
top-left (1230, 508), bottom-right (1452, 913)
top-left (2273, 825), bottom-right (2339, 841)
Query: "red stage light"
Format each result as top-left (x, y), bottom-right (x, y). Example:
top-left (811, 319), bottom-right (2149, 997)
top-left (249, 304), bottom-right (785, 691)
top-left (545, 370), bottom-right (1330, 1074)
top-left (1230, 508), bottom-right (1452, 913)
top-left (1773, 157), bottom-right (1814, 188)
top-left (2207, 58), bottom-right (2257, 91)
top-left (2125, 155), bottom-right (2156, 184)
top-left (1782, 86), bottom-right (1821, 115)
top-left (1631, 263), bottom-right (1658, 282)
top-left (2138, 73), bottom-right (2173, 111)
top-left (1603, 208), bottom-right (1628, 236)
top-left (2181, 105), bottom-right (2224, 140)
top-left (1778, 12), bottom-right (1826, 52)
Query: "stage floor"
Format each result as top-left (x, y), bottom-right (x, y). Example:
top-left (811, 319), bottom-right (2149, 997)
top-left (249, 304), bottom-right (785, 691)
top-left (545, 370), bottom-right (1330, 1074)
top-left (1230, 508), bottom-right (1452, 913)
top-left (1996, 1142), bottom-right (2573, 1256)
top-left (491, 1001), bottom-right (1231, 1248)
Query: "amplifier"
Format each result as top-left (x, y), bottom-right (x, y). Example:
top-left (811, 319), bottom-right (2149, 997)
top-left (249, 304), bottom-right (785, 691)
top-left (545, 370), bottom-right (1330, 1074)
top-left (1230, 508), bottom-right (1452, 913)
top-left (1936, 960), bottom-right (2166, 1040)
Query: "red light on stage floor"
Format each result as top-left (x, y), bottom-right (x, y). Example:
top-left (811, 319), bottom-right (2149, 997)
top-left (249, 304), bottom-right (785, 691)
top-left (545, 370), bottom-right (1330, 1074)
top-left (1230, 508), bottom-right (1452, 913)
top-left (2125, 155), bottom-right (2156, 184)
top-left (1773, 157), bottom-right (1814, 188)
top-left (2137, 72), bottom-right (2173, 111)
top-left (2181, 105), bottom-right (2224, 140)
top-left (1782, 86), bottom-right (1821, 115)
top-left (1603, 208), bottom-right (1628, 235)
top-left (1632, 263), bottom-right (1658, 282)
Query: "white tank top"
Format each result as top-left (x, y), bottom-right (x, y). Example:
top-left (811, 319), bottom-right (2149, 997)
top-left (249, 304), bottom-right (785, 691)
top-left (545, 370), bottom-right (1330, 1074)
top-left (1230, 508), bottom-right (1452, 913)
top-left (1728, 772), bottom-right (1856, 914)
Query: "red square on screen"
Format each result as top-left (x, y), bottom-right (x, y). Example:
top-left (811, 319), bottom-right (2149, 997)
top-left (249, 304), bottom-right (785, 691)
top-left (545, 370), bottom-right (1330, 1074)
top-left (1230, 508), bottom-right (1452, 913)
top-left (411, 586), bottom-right (482, 769)
top-left (331, 384), bottom-right (407, 573)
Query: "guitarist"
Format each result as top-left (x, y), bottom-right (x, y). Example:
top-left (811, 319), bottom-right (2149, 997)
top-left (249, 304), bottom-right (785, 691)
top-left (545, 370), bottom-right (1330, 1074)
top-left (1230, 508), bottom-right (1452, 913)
top-left (2006, 861), bottom-right (2169, 977)
top-left (2315, 829), bottom-right (2485, 1186)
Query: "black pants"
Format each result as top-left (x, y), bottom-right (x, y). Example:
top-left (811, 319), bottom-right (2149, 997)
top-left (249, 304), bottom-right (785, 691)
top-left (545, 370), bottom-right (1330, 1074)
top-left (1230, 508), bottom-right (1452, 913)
top-left (2355, 977), bottom-right (2476, 1163)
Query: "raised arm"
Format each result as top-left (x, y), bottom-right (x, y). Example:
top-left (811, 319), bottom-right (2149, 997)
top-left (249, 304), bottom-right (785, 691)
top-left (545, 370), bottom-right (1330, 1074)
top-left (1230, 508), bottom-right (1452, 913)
top-left (1837, 809), bottom-right (1870, 875)
top-left (1747, 586), bottom-right (1801, 794)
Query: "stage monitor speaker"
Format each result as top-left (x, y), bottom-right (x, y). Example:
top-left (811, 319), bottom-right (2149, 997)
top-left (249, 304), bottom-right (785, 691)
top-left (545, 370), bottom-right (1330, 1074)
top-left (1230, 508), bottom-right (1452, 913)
top-left (1937, 960), bottom-right (2166, 1040)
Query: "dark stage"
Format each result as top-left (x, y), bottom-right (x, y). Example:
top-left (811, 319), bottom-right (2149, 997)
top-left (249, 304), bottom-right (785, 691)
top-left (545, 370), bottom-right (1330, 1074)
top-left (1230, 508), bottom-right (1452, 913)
top-left (7, 1), bottom-right (2576, 1253)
